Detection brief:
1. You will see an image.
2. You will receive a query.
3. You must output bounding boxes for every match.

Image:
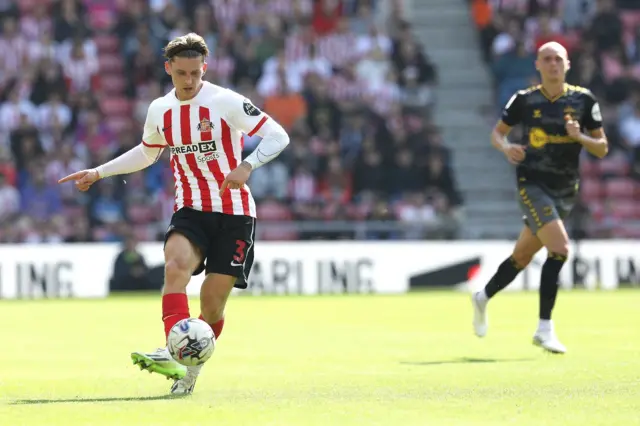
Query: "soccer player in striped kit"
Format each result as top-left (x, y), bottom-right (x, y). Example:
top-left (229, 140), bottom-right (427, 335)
top-left (59, 33), bottom-right (290, 394)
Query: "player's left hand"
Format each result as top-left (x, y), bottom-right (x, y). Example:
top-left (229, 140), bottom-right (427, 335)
top-left (565, 115), bottom-right (582, 140)
top-left (219, 161), bottom-right (252, 196)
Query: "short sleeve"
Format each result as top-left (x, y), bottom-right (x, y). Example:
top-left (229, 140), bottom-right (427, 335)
top-left (501, 92), bottom-right (525, 127)
top-left (141, 105), bottom-right (167, 148)
top-left (223, 90), bottom-right (270, 137)
top-left (582, 92), bottom-right (603, 131)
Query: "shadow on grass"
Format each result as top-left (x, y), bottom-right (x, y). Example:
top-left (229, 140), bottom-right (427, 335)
top-left (11, 394), bottom-right (185, 405)
top-left (400, 357), bottom-right (535, 366)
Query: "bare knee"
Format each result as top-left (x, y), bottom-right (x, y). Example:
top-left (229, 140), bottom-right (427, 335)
top-left (164, 233), bottom-right (201, 293)
top-left (547, 242), bottom-right (569, 257)
top-left (537, 220), bottom-right (570, 258)
top-left (164, 257), bottom-right (193, 292)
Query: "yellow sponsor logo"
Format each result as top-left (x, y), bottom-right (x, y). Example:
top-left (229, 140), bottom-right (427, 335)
top-left (528, 127), bottom-right (574, 149)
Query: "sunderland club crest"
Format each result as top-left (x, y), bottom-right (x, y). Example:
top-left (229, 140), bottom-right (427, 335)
top-left (197, 118), bottom-right (213, 132)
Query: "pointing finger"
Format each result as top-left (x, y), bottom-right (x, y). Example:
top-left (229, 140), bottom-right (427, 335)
top-left (58, 171), bottom-right (87, 184)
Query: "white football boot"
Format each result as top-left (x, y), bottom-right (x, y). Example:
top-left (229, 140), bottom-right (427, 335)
top-left (170, 365), bottom-right (203, 395)
top-left (472, 291), bottom-right (488, 337)
top-left (532, 322), bottom-right (567, 354)
top-left (131, 347), bottom-right (187, 380)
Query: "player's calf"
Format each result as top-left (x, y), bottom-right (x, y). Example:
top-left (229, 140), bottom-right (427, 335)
top-left (199, 273), bottom-right (235, 339)
top-left (535, 220), bottom-right (569, 351)
top-left (536, 220), bottom-right (569, 321)
top-left (473, 226), bottom-right (542, 337)
top-left (480, 226), bottom-right (542, 302)
top-left (162, 233), bottom-right (203, 337)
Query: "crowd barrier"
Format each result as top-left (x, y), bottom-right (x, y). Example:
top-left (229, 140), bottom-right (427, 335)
top-left (0, 241), bottom-right (638, 299)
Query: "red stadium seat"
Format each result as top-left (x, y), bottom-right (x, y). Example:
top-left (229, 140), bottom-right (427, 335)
top-left (92, 226), bottom-right (111, 241)
top-left (115, 0), bottom-right (129, 11)
top-left (62, 205), bottom-right (85, 218)
top-left (99, 75), bottom-right (126, 94)
top-left (98, 54), bottom-right (124, 73)
top-left (604, 179), bottom-right (636, 199)
top-left (588, 202), bottom-right (605, 222)
top-left (128, 205), bottom-right (156, 224)
top-left (94, 35), bottom-right (120, 53)
top-left (598, 154), bottom-right (631, 176)
top-left (610, 200), bottom-right (637, 219)
top-left (133, 225), bottom-right (155, 241)
top-left (580, 160), bottom-right (599, 178)
top-left (100, 97), bottom-right (131, 117)
top-left (580, 178), bottom-right (603, 203)
top-left (611, 226), bottom-right (640, 239)
top-left (17, 0), bottom-right (51, 13)
top-left (106, 117), bottom-right (131, 134)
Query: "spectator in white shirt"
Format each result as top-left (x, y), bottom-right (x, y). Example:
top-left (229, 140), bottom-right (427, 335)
top-left (356, 46), bottom-right (390, 90)
top-left (356, 25), bottom-right (392, 57)
top-left (292, 44), bottom-right (333, 82)
top-left (0, 88), bottom-right (37, 133)
top-left (37, 92), bottom-right (72, 131)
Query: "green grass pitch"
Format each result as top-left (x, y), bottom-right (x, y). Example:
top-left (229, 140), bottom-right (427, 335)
top-left (1, 290), bottom-right (639, 425)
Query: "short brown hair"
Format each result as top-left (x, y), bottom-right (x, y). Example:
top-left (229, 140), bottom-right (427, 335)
top-left (163, 33), bottom-right (209, 61)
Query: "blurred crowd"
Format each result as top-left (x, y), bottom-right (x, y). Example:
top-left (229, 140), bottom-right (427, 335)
top-left (473, 0), bottom-right (640, 238)
top-left (0, 0), bottom-right (463, 244)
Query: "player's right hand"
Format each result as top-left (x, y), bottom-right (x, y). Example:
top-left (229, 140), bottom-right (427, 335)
top-left (502, 144), bottom-right (526, 165)
top-left (58, 169), bottom-right (101, 192)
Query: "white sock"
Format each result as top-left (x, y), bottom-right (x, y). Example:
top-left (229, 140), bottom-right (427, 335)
top-left (477, 290), bottom-right (489, 304)
top-left (538, 319), bottom-right (552, 332)
top-left (187, 364), bottom-right (203, 374)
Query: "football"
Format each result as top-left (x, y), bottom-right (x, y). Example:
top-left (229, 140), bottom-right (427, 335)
top-left (167, 318), bottom-right (216, 367)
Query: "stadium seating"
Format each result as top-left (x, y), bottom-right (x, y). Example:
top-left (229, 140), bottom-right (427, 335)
top-left (474, 0), bottom-right (640, 238)
top-left (0, 0), bottom-right (455, 243)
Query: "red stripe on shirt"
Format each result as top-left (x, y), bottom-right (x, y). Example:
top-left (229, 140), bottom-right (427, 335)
top-left (142, 140), bottom-right (165, 148)
top-left (198, 106), bottom-right (230, 212)
top-left (180, 105), bottom-right (211, 211)
top-left (221, 119), bottom-right (250, 215)
top-left (248, 116), bottom-right (268, 137)
top-left (164, 110), bottom-right (192, 210)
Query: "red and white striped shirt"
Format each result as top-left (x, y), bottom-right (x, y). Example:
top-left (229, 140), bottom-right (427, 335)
top-left (141, 82), bottom-right (272, 217)
top-left (207, 54), bottom-right (235, 86)
top-left (210, 0), bottom-right (243, 32)
top-left (328, 75), bottom-right (367, 102)
top-left (316, 32), bottom-right (359, 68)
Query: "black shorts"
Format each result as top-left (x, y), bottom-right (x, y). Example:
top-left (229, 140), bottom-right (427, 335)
top-left (517, 176), bottom-right (577, 235)
top-left (164, 207), bottom-right (256, 289)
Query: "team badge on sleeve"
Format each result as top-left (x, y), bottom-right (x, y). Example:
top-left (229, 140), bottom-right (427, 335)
top-left (243, 99), bottom-right (261, 117)
top-left (591, 103), bottom-right (602, 121)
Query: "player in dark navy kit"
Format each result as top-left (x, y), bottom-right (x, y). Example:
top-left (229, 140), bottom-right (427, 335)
top-left (471, 42), bottom-right (609, 353)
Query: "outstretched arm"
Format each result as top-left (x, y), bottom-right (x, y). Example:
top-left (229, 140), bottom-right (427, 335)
top-left (58, 143), bottom-right (164, 191)
top-left (59, 104), bottom-right (167, 191)
top-left (96, 143), bottom-right (164, 178)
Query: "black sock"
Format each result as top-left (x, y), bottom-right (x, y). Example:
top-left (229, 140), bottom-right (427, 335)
top-left (484, 256), bottom-right (524, 298)
top-left (539, 252), bottom-right (567, 320)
